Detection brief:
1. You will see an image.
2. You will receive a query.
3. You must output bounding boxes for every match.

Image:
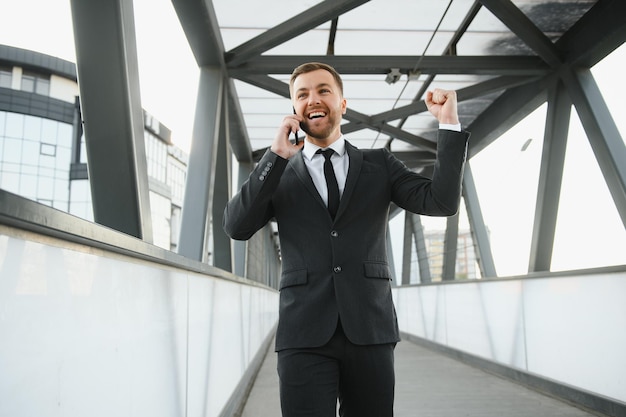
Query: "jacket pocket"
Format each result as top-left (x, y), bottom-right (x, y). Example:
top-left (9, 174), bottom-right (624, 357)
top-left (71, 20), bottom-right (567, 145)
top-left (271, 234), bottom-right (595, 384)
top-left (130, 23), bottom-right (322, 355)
top-left (279, 268), bottom-right (308, 290)
top-left (363, 262), bottom-right (392, 280)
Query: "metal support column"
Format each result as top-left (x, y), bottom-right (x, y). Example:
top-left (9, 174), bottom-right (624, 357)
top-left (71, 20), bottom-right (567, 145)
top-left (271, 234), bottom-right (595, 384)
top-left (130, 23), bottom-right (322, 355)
top-left (178, 67), bottom-right (223, 262)
top-left (233, 162), bottom-right (252, 277)
top-left (463, 162), bottom-right (497, 277)
top-left (212, 85), bottom-right (232, 271)
top-left (442, 213), bottom-right (459, 280)
top-left (528, 80), bottom-right (571, 272)
top-left (70, 0), bottom-right (152, 241)
top-left (410, 213), bottom-right (432, 284)
top-left (401, 213), bottom-right (412, 286)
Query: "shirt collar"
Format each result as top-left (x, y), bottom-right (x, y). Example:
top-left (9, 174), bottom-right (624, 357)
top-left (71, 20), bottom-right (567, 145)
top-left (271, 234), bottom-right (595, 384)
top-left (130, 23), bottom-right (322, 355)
top-left (303, 135), bottom-right (346, 161)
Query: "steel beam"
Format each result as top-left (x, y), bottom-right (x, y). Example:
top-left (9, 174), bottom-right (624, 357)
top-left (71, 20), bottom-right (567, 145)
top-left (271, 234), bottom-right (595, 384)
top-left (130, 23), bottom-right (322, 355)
top-left (478, 0), bottom-right (562, 67)
top-left (236, 74), bottom-right (437, 150)
top-left (228, 55), bottom-right (549, 76)
top-left (528, 80), bottom-right (571, 272)
top-left (212, 85), bottom-right (233, 271)
top-left (172, 0), bottom-right (252, 163)
top-left (370, 75), bottom-right (536, 127)
top-left (232, 162), bottom-right (252, 277)
top-left (411, 214), bottom-right (432, 284)
top-left (467, 77), bottom-right (550, 158)
top-left (556, 0), bottom-right (626, 68)
top-left (462, 162), bottom-right (497, 278)
top-left (442, 214), bottom-right (459, 280)
top-left (177, 68), bottom-right (223, 262)
top-left (69, 0), bottom-right (152, 241)
top-left (225, 0), bottom-right (370, 67)
top-left (401, 214), bottom-right (413, 286)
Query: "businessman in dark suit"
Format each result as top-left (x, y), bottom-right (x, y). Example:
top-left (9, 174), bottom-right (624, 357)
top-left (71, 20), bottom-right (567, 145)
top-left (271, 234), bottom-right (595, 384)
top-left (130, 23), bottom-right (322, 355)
top-left (223, 62), bottom-right (469, 417)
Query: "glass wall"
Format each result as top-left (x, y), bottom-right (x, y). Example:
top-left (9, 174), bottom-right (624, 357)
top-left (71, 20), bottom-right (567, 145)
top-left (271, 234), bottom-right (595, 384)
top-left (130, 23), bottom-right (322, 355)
top-left (0, 111), bottom-right (72, 211)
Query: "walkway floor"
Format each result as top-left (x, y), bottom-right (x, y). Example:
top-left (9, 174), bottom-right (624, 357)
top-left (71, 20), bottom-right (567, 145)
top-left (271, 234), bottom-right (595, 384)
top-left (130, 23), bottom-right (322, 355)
top-left (242, 338), bottom-right (601, 417)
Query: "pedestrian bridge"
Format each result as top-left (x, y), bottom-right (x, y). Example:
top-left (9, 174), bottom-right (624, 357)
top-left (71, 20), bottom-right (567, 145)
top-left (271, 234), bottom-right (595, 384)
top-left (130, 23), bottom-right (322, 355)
top-left (1, 190), bottom-right (624, 417)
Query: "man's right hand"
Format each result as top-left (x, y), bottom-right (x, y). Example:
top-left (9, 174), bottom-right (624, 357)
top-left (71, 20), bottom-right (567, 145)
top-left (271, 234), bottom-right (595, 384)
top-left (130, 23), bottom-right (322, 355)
top-left (271, 114), bottom-right (304, 159)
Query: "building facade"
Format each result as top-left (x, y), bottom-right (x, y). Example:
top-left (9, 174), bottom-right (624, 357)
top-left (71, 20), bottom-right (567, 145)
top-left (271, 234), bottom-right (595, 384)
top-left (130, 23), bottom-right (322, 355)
top-left (0, 45), bottom-right (188, 251)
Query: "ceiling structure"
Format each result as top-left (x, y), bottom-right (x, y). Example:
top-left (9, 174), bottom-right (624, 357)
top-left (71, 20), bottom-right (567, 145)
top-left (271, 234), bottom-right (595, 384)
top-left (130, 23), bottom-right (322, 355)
top-left (164, 0), bottom-right (626, 272)
top-left (67, 0), bottom-right (625, 272)
top-left (172, 0), bottom-right (623, 170)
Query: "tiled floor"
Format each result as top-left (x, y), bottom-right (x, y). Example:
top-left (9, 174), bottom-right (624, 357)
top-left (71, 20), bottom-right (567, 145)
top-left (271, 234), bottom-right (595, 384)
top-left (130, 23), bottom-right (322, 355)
top-left (242, 338), bottom-right (601, 417)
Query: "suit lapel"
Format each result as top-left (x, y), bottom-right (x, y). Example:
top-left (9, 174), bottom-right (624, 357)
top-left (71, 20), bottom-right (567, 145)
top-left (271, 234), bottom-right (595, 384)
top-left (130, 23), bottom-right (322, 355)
top-left (290, 151), bottom-right (327, 210)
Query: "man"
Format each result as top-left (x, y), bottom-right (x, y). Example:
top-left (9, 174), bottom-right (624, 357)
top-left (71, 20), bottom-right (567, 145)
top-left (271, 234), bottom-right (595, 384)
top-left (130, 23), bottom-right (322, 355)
top-left (223, 62), bottom-right (469, 417)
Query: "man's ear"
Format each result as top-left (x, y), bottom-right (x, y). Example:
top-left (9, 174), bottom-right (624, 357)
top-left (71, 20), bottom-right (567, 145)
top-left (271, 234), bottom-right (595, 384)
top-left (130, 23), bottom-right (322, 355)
top-left (341, 98), bottom-right (347, 114)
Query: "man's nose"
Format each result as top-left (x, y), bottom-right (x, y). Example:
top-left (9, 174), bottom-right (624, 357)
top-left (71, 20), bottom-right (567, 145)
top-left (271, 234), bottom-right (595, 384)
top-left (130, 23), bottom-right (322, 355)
top-left (307, 92), bottom-right (321, 105)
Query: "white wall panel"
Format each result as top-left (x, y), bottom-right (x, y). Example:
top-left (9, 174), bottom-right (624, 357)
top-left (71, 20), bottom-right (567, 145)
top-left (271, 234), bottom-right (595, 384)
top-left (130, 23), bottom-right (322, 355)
top-left (523, 274), bottom-right (626, 402)
top-left (0, 230), bottom-right (279, 417)
top-left (393, 270), bottom-right (626, 404)
top-left (417, 285), bottom-right (448, 343)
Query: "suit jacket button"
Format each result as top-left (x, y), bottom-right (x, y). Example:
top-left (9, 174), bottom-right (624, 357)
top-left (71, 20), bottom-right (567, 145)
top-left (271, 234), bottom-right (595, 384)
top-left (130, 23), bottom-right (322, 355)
top-left (333, 266), bottom-right (342, 273)
top-left (259, 175), bottom-right (265, 181)
top-left (330, 230), bottom-right (339, 237)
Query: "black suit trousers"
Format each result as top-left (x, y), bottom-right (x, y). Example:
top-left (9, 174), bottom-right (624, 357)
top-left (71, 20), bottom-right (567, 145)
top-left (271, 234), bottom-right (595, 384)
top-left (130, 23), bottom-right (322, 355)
top-left (277, 321), bottom-right (395, 417)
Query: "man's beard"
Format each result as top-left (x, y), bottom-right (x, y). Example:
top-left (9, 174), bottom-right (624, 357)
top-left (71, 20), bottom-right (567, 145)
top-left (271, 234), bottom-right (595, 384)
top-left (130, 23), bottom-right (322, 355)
top-left (301, 113), bottom-right (340, 141)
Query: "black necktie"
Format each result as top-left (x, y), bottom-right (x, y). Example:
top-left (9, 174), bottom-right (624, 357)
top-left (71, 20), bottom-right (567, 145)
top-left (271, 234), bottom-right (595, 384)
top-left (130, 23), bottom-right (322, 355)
top-left (317, 148), bottom-right (340, 218)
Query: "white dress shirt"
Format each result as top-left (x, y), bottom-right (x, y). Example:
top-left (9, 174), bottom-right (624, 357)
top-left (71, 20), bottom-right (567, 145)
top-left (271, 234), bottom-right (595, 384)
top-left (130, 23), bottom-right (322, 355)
top-left (302, 136), bottom-right (349, 207)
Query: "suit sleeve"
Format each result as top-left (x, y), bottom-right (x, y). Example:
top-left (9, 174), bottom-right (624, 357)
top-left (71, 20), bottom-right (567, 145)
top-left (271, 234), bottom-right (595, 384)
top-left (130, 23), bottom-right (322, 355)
top-left (389, 129), bottom-right (469, 216)
top-left (222, 150), bottom-right (289, 240)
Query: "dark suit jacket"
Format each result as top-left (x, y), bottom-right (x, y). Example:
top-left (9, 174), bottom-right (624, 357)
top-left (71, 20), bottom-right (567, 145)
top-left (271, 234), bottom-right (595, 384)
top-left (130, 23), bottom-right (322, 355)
top-left (223, 129), bottom-right (469, 351)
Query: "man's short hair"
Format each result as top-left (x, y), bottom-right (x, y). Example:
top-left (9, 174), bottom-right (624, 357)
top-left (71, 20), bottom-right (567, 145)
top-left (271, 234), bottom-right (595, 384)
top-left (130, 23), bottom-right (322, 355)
top-left (290, 62), bottom-right (344, 97)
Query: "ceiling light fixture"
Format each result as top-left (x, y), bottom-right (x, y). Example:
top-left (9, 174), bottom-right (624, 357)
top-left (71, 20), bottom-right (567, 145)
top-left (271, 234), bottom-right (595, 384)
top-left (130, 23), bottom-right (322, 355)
top-left (385, 68), bottom-right (402, 85)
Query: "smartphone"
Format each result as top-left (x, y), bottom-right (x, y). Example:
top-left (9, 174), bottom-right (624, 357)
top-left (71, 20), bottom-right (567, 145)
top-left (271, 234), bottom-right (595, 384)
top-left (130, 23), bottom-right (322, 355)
top-left (292, 107), bottom-right (300, 145)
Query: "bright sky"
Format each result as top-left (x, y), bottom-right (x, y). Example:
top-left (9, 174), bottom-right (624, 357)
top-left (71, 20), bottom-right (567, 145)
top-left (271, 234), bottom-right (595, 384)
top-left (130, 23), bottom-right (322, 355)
top-left (1, 0), bottom-right (625, 275)
top-left (0, 0), bottom-right (199, 151)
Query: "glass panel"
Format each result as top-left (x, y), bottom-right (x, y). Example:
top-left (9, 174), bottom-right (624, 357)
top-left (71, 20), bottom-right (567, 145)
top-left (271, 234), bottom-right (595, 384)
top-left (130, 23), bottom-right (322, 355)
top-left (54, 179), bottom-right (69, 201)
top-left (21, 74), bottom-right (35, 92)
top-left (551, 111), bottom-right (626, 270)
top-left (512, 0), bottom-right (595, 40)
top-left (35, 77), bottom-right (50, 96)
top-left (19, 174), bottom-right (37, 199)
top-left (56, 147), bottom-right (72, 170)
top-left (1, 172), bottom-right (20, 193)
top-left (5, 113), bottom-right (24, 139)
top-left (41, 119), bottom-right (58, 145)
top-left (0, 111), bottom-right (6, 135)
top-left (23, 115), bottom-right (42, 141)
top-left (57, 123), bottom-right (73, 148)
top-left (4, 137), bottom-right (23, 163)
top-left (38, 176), bottom-right (54, 200)
top-left (0, 68), bottom-right (11, 88)
top-left (21, 141), bottom-right (39, 166)
top-left (470, 104), bottom-right (546, 277)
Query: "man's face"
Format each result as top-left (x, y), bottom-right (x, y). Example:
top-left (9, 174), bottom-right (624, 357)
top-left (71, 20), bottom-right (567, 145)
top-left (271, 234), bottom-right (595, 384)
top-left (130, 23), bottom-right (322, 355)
top-left (291, 69), bottom-right (347, 144)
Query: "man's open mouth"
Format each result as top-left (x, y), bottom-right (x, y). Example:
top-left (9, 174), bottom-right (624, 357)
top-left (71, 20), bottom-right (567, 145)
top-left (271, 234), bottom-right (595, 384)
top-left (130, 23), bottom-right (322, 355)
top-left (308, 111), bottom-right (326, 119)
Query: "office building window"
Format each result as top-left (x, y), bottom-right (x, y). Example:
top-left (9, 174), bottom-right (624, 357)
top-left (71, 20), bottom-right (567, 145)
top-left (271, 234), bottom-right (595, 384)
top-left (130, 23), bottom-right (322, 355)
top-left (0, 67), bottom-right (11, 88)
top-left (145, 131), bottom-right (167, 184)
top-left (40, 143), bottom-right (56, 156)
top-left (21, 71), bottom-right (50, 96)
